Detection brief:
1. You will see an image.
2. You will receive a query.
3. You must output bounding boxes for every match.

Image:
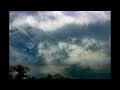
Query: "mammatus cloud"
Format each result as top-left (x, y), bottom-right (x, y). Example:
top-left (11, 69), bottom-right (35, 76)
top-left (10, 11), bottom-right (111, 32)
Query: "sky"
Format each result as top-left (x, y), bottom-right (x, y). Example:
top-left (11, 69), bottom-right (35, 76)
top-left (10, 11), bottom-right (110, 32)
top-left (9, 11), bottom-right (111, 79)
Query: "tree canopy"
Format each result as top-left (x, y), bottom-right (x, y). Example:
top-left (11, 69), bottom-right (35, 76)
top-left (9, 65), bottom-right (70, 79)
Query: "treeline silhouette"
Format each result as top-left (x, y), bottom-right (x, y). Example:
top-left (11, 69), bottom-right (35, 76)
top-left (9, 65), bottom-right (70, 79)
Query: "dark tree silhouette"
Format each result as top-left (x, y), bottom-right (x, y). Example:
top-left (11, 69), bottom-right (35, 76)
top-left (9, 65), bottom-right (70, 79)
top-left (44, 73), bottom-right (70, 79)
top-left (9, 65), bottom-right (30, 79)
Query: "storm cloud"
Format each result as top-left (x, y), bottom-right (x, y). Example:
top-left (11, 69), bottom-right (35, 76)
top-left (9, 11), bottom-right (111, 79)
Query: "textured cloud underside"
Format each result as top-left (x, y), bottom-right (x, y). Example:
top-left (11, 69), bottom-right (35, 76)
top-left (10, 11), bottom-right (111, 32)
top-left (9, 11), bottom-right (111, 78)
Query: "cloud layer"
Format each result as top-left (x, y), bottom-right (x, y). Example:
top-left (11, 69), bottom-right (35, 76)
top-left (9, 11), bottom-right (111, 78)
top-left (37, 38), bottom-right (110, 69)
top-left (10, 11), bottom-right (111, 32)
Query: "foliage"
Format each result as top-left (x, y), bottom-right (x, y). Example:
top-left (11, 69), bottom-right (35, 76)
top-left (9, 65), bottom-right (70, 79)
top-left (43, 73), bottom-right (70, 79)
top-left (9, 65), bottom-right (31, 79)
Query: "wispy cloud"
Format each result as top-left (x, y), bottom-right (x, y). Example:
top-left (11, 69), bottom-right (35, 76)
top-left (9, 11), bottom-right (111, 78)
top-left (37, 38), bottom-right (110, 70)
top-left (10, 11), bottom-right (111, 32)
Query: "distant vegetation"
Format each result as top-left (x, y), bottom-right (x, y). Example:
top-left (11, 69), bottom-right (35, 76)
top-left (9, 65), bottom-right (70, 79)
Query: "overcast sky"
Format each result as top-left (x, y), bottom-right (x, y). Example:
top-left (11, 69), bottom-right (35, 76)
top-left (9, 11), bottom-right (111, 77)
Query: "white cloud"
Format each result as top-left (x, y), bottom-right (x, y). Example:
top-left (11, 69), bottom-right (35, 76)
top-left (10, 11), bottom-right (111, 73)
top-left (37, 38), bottom-right (110, 70)
top-left (67, 45), bottom-right (110, 69)
top-left (10, 11), bottom-right (111, 32)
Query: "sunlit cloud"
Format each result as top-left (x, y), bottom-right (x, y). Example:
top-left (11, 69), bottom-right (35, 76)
top-left (10, 11), bottom-right (111, 32)
top-left (9, 11), bottom-right (111, 78)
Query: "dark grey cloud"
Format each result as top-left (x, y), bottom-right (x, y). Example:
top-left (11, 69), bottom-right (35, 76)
top-left (9, 11), bottom-right (111, 79)
top-left (9, 20), bottom-right (110, 66)
top-left (10, 11), bottom-right (111, 32)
